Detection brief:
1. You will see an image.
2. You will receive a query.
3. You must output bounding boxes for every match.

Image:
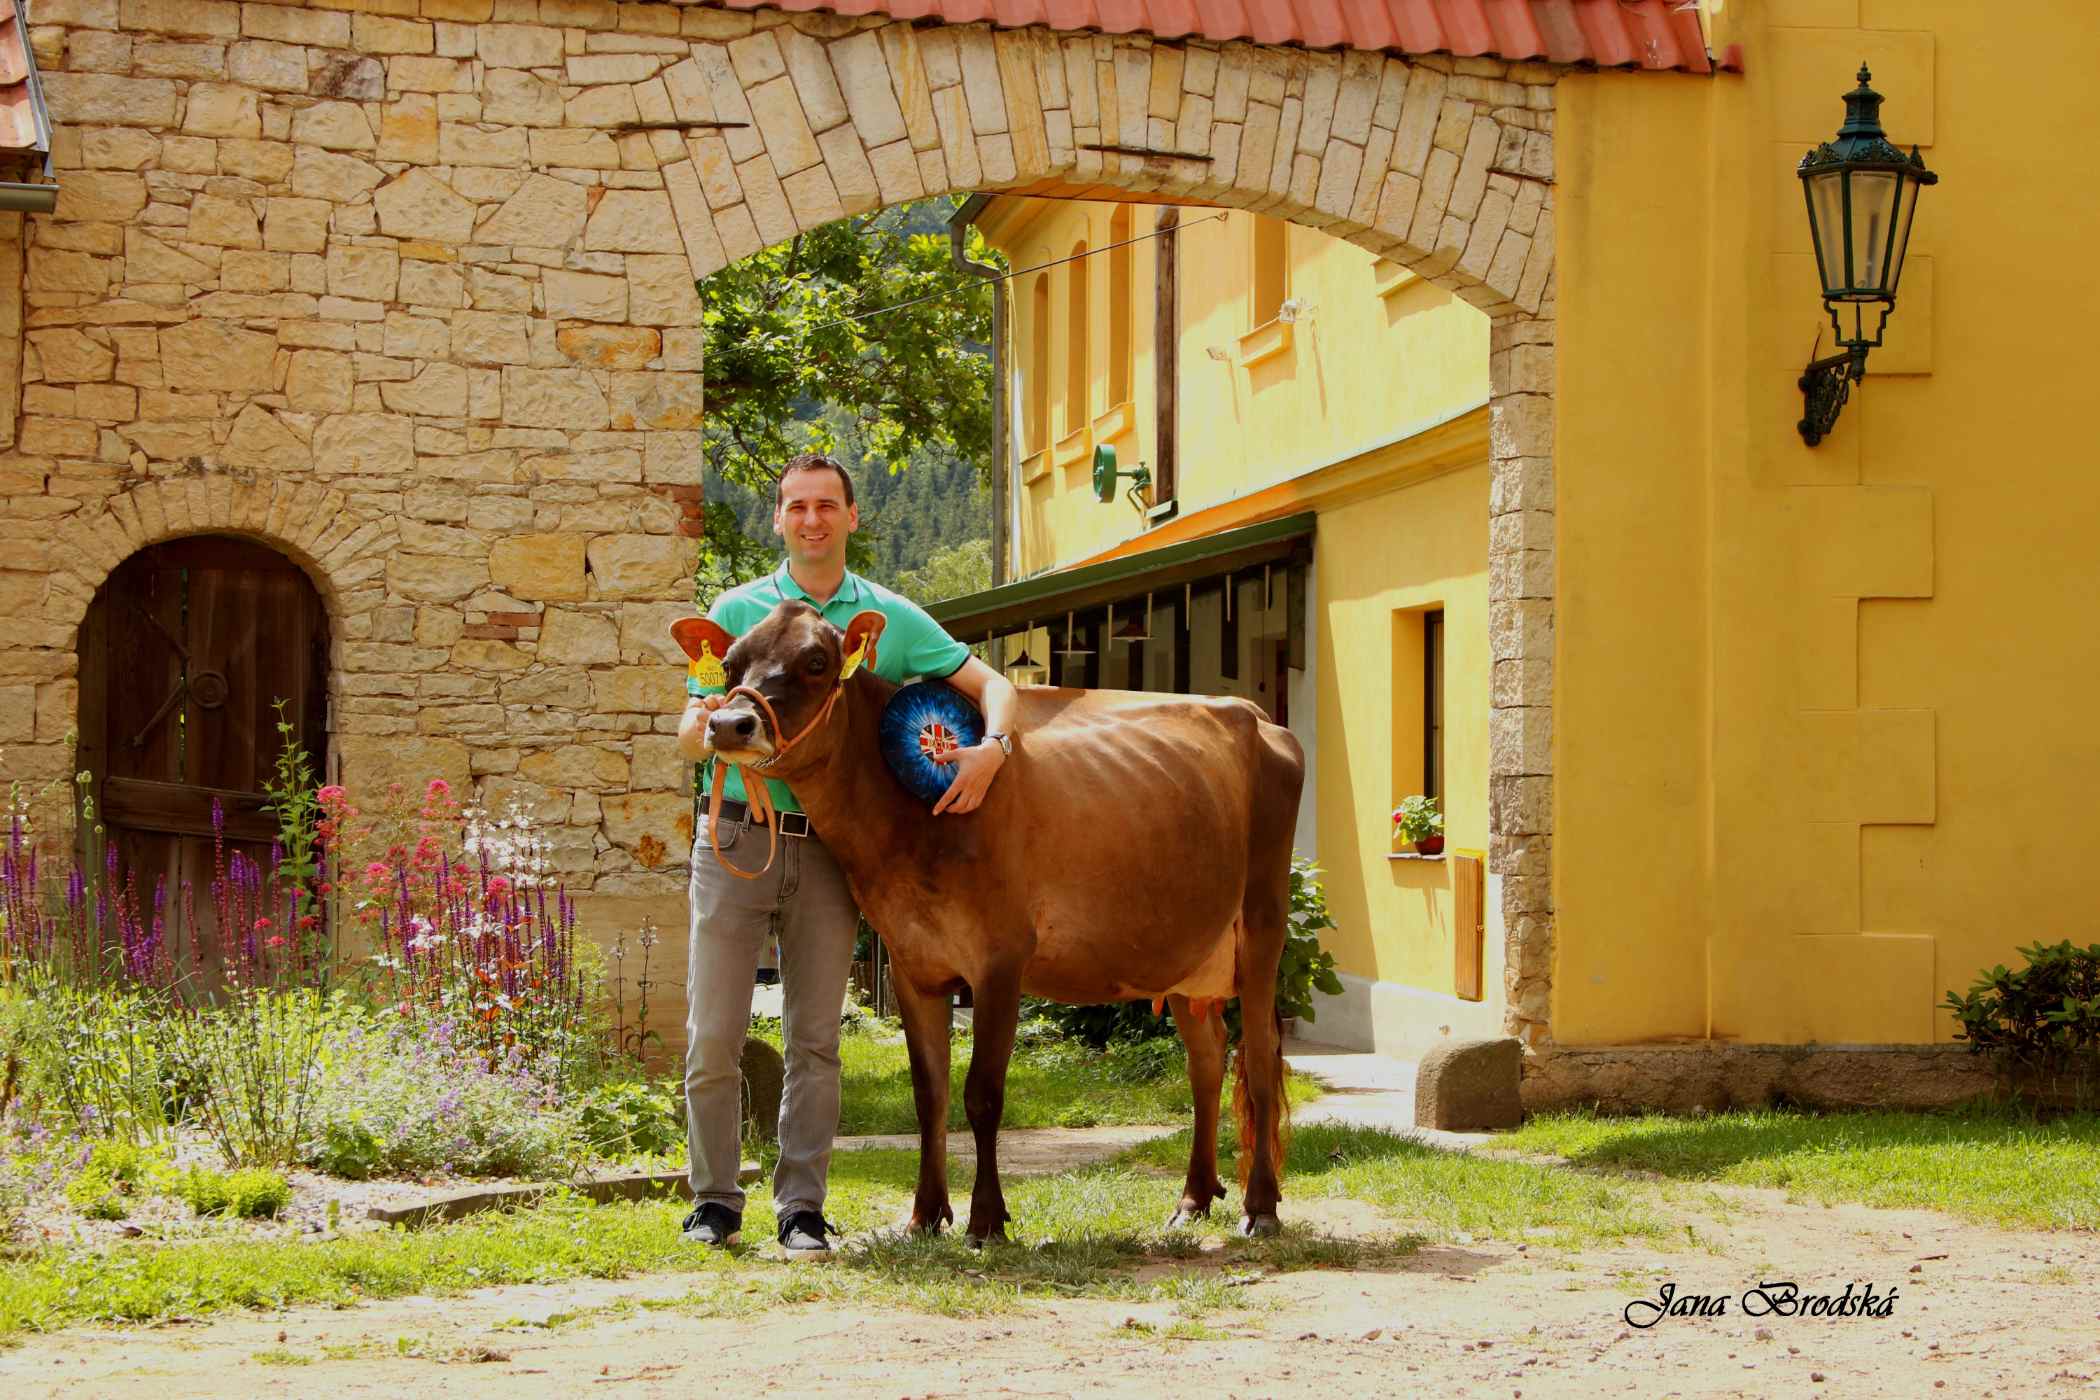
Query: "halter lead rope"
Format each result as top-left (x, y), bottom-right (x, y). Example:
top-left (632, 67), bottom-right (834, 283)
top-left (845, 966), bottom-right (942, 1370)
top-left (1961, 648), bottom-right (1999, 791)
top-left (704, 677), bottom-right (850, 880)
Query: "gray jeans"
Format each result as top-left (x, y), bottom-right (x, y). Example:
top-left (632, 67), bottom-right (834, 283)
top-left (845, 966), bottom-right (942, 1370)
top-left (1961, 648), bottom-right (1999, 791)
top-left (685, 813), bottom-right (859, 1218)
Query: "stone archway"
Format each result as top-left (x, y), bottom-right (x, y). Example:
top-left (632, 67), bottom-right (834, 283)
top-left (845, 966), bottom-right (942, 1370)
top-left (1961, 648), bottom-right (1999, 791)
top-left (1, 0), bottom-right (1559, 1048)
top-left (653, 14), bottom-right (1559, 1045)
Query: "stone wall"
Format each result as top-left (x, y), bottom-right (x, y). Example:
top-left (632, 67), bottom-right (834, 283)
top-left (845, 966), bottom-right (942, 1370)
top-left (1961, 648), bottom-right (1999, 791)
top-left (0, 0), bottom-right (1561, 1053)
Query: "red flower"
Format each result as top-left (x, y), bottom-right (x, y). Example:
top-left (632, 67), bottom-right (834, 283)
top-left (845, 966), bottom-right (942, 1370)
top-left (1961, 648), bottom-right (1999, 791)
top-left (298, 915), bottom-right (318, 930)
top-left (266, 935), bottom-right (288, 949)
top-left (253, 917), bottom-right (273, 930)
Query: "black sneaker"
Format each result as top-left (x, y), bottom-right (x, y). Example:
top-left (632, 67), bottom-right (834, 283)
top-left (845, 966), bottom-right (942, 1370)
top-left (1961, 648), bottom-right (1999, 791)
top-left (681, 1202), bottom-right (740, 1246)
top-left (776, 1210), bottom-right (838, 1257)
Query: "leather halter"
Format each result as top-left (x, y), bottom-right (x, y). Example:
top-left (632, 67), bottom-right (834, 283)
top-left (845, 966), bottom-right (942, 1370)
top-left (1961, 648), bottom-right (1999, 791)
top-left (703, 677), bottom-right (850, 880)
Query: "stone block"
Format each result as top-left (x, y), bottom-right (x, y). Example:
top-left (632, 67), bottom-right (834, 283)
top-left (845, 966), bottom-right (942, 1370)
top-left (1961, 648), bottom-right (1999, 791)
top-left (292, 100), bottom-right (375, 151)
top-left (56, 171), bottom-right (147, 224)
top-left (80, 128), bottom-right (158, 171)
top-left (565, 84), bottom-right (640, 128)
top-left (601, 789), bottom-right (691, 853)
top-left (42, 73), bottom-right (179, 127)
top-left (556, 324), bottom-right (659, 369)
top-left (582, 188), bottom-right (680, 253)
top-left (590, 664), bottom-right (678, 715)
top-left (28, 329), bottom-right (115, 383)
top-left (352, 13), bottom-right (433, 55)
top-left (451, 309), bottom-right (530, 366)
top-left (326, 244), bottom-right (399, 301)
top-left (227, 38), bottom-right (305, 91)
top-left (479, 22), bottom-right (563, 69)
top-left (121, 0), bottom-right (238, 36)
top-left (337, 734), bottom-right (471, 794)
top-left (286, 349), bottom-right (354, 412)
top-left (528, 127), bottom-right (621, 170)
top-left (220, 403), bottom-right (309, 469)
top-left (290, 147), bottom-right (383, 202)
top-left (484, 68), bottom-right (564, 127)
top-left (388, 550), bottom-right (487, 602)
top-left (518, 742), bottom-right (629, 789)
top-left (312, 412), bottom-right (414, 473)
top-left (475, 172), bottom-right (587, 246)
top-left (1414, 1037), bottom-right (1522, 1132)
top-left (374, 169), bottom-right (475, 242)
top-left (378, 92), bottom-right (439, 164)
top-left (399, 258), bottom-right (464, 308)
top-left (585, 533), bottom-right (687, 598)
top-left (134, 41), bottom-right (228, 82)
top-left (439, 122), bottom-right (528, 167)
top-left (240, 4), bottom-right (349, 47)
top-left (311, 54), bottom-right (384, 102)
top-left (542, 268), bottom-right (626, 322)
top-left (538, 606), bottom-right (618, 664)
top-left (379, 362), bottom-right (468, 416)
top-left (623, 252), bottom-right (700, 327)
top-left (608, 371), bottom-right (701, 430)
top-left (490, 532), bottom-right (587, 600)
top-left (159, 319), bottom-right (276, 393)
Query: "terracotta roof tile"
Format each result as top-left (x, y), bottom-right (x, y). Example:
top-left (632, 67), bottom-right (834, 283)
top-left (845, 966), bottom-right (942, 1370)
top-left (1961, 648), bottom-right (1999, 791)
top-left (0, 0), bottom-right (50, 168)
top-left (715, 0), bottom-right (1725, 73)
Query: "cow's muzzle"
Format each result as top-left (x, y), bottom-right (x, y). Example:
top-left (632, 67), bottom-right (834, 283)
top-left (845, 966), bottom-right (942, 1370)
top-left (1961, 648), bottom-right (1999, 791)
top-left (705, 705), bottom-right (777, 763)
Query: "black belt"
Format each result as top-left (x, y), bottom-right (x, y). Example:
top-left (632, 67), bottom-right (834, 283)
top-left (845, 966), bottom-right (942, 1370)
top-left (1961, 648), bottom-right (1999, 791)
top-left (709, 797), bottom-right (815, 839)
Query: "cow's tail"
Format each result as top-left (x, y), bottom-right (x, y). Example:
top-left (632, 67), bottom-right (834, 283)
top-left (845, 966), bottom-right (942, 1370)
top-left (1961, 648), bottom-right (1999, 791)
top-left (1231, 1008), bottom-right (1291, 1193)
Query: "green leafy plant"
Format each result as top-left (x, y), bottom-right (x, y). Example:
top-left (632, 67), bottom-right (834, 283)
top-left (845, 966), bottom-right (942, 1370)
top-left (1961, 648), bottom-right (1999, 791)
top-left (1392, 795), bottom-right (1443, 845)
top-left (260, 700), bottom-right (326, 959)
top-left (178, 1165), bottom-right (293, 1219)
top-left (64, 1140), bottom-right (164, 1220)
top-left (13, 973), bottom-right (178, 1142)
top-left (1944, 940), bottom-right (2100, 1105)
top-left (167, 988), bottom-right (337, 1167)
top-left (575, 1079), bottom-right (684, 1161)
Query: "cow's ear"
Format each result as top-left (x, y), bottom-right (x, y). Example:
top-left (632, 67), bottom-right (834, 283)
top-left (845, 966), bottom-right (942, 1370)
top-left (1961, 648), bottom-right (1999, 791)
top-left (841, 610), bottom-right (886, 678)
top-left (671, 616), bottom-right (735, 665)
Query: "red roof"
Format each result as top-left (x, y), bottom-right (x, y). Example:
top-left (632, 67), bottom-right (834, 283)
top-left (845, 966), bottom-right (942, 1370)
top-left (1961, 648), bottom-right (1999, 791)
top-left (0, 0), bottom-right (49, 163)
top-left (713, 0), bottom-right (1721, 74)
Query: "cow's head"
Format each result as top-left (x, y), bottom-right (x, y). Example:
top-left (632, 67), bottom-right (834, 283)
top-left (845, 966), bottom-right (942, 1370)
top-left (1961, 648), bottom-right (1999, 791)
top-left (672, 600), bottom-right (885, 771)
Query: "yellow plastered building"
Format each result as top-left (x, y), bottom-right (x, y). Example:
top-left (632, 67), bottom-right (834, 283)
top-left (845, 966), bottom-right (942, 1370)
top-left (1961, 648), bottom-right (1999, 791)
top-left (935, 1), bottom-right (2100, 1106)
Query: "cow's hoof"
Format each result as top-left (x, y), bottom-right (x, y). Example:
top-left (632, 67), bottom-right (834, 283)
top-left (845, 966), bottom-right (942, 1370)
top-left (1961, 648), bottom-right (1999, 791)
top-left (1166, 1204), bottom-right (1212, 1229)
top-left (966, 1228), bottom-right (1009, 1251)
top-left (1236, 1213), bottom-right (1281, 1238)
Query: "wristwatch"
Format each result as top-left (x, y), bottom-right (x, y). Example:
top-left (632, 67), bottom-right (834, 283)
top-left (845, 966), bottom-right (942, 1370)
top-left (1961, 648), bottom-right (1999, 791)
top-left (984, 731), bottom-right (1012, 757)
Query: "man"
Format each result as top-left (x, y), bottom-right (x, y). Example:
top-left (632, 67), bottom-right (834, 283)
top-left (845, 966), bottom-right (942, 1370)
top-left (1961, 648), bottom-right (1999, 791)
top-left (675, 452), bottom-right (1019, 1256)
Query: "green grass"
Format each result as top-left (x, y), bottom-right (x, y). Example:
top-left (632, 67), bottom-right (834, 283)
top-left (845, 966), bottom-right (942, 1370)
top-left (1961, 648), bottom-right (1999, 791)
top-left (0, 1139), bottom-right (1417, 1344)
top-left (1126, 1122), bottom-right (1674, 1249)
top-left (817, 1025), bottom-right (1325, 1136)
top-left (1506, 1105), bottom-right (2100, 1229)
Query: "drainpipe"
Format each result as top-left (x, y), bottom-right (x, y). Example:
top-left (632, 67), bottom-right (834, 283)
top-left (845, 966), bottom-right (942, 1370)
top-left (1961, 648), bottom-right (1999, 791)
top-left (948, 197), bottom-right (1008, 604)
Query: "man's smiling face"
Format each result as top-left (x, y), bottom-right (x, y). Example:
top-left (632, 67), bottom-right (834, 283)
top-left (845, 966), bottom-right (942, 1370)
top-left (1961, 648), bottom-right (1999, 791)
top-left (772, 462), bottom-right (858, 570)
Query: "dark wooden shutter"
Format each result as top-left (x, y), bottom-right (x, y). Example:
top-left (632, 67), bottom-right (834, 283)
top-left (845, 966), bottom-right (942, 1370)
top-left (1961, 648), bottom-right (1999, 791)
top-left (1152, 207), bottom-right (1179, 510)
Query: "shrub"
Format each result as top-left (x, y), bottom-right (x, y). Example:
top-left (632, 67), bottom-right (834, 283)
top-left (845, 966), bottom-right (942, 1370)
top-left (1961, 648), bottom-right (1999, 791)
top-left (575, 1078), bottom-right (684, 1161)
top-left (167, 988), bottom-right (338, 1167)
top-left (1024, 858), bottom-right (1346, 1048)
top-left (304, 1016), bottom-right (578, 1180)
top-left (10, 975), bottom-right (177, 1142)
top-left (63, 1140), bottom-right (163, 1220)
top-left (177, 1166), bottom-right (292, 1219)
top-left (1945, 940), bottom-right (2100, 1103)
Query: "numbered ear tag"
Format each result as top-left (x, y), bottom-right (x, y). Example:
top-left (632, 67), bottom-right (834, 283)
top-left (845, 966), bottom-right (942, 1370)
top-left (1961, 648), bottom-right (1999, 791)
top-left (688, 640), bottom-right (726, 690)
top-left (839, 638), bottom-right (869, 681)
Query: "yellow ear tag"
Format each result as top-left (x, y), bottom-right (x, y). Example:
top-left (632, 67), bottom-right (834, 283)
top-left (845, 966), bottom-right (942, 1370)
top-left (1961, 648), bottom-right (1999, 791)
top-left (688, 641), bottom-right (725, 689)
top-left (839, 637), bottom-right (869, 681)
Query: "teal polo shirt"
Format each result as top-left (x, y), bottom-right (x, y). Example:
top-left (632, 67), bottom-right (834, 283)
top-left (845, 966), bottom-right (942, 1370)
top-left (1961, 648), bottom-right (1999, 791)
top-left (692, 562), bottom-right (972, 814)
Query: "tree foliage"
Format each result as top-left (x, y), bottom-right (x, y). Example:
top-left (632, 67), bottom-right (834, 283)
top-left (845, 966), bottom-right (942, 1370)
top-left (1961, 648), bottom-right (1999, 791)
top-left (695, 200), bottom-right (1002, 606)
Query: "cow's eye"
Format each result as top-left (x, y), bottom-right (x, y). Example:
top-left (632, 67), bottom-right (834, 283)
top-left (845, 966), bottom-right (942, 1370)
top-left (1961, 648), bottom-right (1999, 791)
top-left (804, 651), bottom-right (827, 675)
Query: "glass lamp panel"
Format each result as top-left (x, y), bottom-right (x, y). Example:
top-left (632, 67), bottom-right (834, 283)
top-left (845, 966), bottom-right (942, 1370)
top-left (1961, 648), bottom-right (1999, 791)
top-left (1849, 171), bottom-right (1900, 294)
top-left (1886, 174), bottom-right (1922, 295)
top-left (1806, 169), bottom-right (1849, 295)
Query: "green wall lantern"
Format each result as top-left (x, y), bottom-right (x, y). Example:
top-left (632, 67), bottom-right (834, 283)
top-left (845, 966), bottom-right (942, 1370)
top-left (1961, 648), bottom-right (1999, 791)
top-left (1091, 443), bottom-right (1153, 512)
top-left (1796, 64), bottom-right (1939, 446)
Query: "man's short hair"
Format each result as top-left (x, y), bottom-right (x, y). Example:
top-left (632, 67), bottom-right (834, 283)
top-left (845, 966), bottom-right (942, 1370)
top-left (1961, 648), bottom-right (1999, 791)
top-left (774, 452), bottom-right (856, 510)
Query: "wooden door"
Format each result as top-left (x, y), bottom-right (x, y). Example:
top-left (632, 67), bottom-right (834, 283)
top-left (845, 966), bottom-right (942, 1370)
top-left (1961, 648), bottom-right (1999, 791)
top-left (77, 536), bottom-right (329, 980)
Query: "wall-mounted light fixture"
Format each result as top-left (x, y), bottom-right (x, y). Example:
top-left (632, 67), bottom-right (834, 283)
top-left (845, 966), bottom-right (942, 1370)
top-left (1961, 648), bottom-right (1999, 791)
top-left (1090, 444), bottom-right (1153, 513)
top-left (1004, 623), bottom-right (1047, 686)
top-left (1795, 64), bottom-right (1938, 446)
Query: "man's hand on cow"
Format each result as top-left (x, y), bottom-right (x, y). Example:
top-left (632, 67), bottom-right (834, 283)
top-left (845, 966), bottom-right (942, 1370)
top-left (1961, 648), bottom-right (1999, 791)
top-left (931, 739), bottom-right (1006, 816)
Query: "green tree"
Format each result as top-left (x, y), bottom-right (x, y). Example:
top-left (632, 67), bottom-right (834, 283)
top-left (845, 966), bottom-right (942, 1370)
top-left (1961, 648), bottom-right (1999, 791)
top-left (895, 537), bottom-right (991, 606)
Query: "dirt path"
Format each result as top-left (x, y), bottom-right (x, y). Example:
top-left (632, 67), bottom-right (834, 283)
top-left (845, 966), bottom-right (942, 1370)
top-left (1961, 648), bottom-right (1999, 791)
top-left (7, 1176), bottom-right (2098, 1398)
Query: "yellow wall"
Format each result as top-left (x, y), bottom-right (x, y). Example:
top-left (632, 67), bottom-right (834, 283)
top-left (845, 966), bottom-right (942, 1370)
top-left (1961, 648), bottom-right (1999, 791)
top-left (1313, 463), bottom-right (1491, 992)
top-left (979, 197), bottom-right (1490, 577)
top-left (1556, 0), bottom-right (2100, 1045)
top-left (979, 195), bottom-right (1499, 1023)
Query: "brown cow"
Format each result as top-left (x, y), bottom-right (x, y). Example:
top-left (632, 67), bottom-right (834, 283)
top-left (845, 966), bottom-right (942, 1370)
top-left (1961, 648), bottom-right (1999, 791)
top-left (674, 599), bottom-right (1304, 1241)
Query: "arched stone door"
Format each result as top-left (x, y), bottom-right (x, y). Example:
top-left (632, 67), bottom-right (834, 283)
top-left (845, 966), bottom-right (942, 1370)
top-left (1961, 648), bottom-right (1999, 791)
top-left (76, 536), bottom-right (329, 971)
